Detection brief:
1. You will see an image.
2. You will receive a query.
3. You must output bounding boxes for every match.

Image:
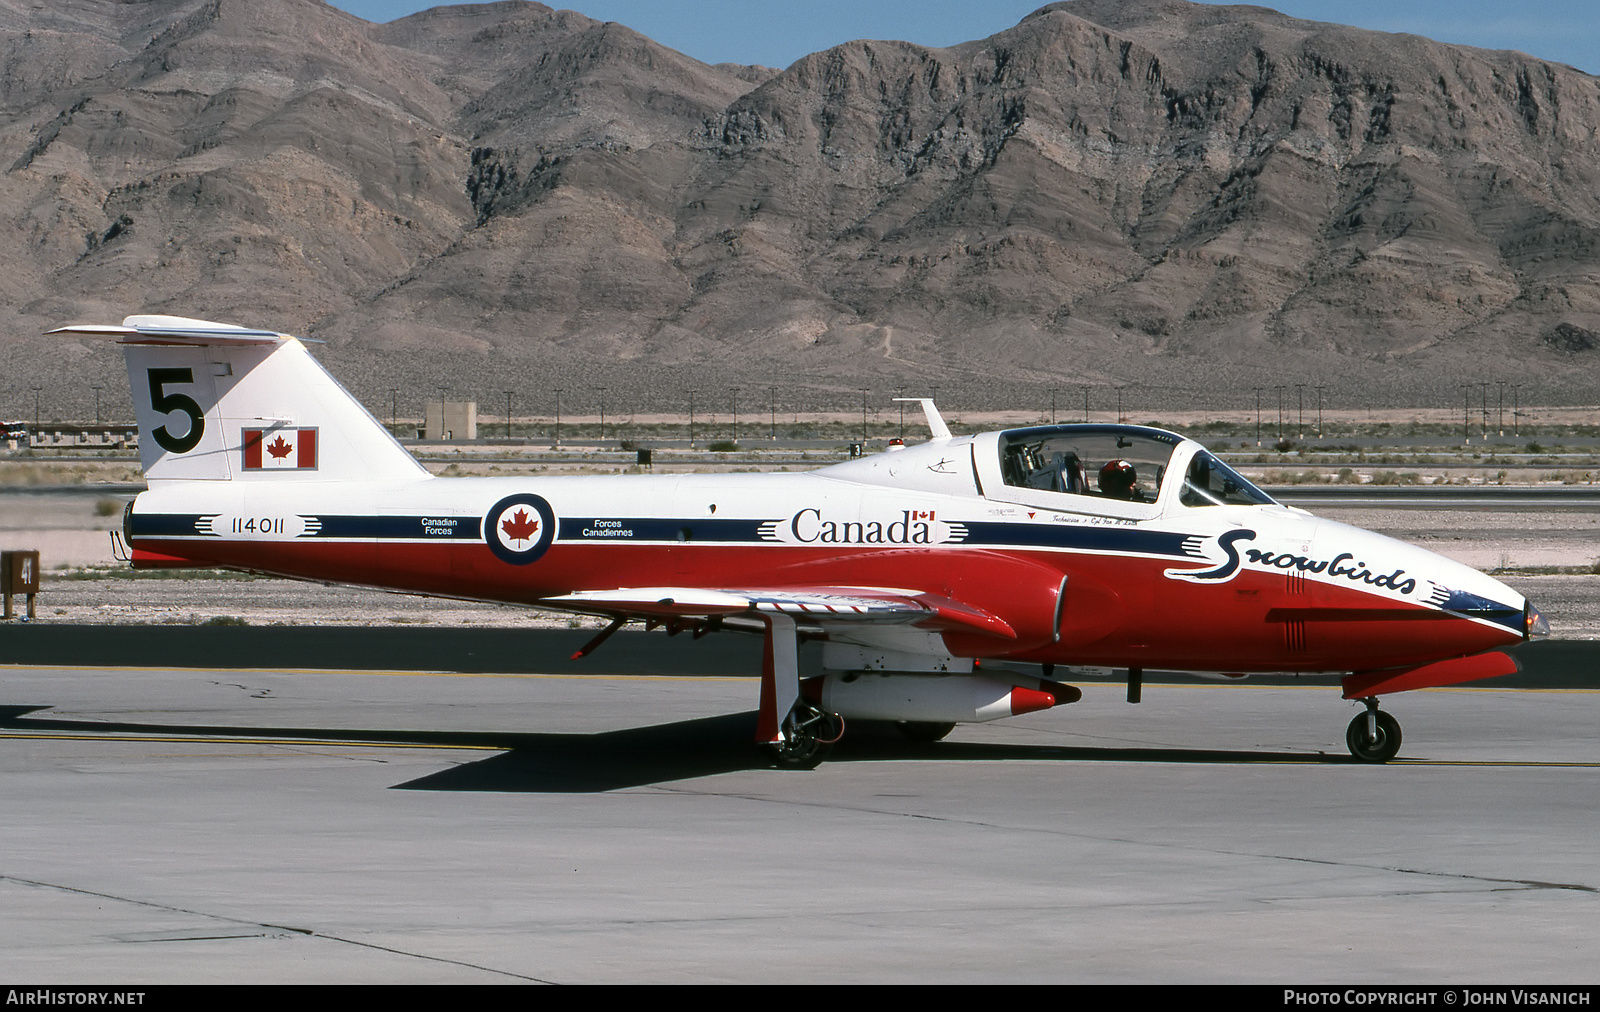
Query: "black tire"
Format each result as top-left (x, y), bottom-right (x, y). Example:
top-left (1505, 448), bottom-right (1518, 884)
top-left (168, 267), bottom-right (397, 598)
top-left (1346, 709), bottom-right (1402, 763)
top-left (768, 705), bottom-right (843, 769)
top-left (768, 738), bottom-right (828, 769)
top-left (896, 721), bottom-right (956, 743)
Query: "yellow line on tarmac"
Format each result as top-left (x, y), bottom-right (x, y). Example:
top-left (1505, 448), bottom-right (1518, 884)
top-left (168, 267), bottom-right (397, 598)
top-left (1392, 759), bottom-right (1600, 767)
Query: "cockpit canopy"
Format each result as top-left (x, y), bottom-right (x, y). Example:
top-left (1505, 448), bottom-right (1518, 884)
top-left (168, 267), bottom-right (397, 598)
top-left (995, 424), bottom-right (1274, 510)
top-left (1001, 426), bottom-right (1175, 503)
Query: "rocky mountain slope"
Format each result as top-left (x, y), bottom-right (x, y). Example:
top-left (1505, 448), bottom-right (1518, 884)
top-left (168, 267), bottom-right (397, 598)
top-left (3, 0), bottom-right (1599, 420)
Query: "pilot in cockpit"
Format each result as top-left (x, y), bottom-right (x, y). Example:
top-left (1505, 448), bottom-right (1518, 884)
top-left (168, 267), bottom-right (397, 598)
top-left (1097, 459), bottom-right (1146, 502)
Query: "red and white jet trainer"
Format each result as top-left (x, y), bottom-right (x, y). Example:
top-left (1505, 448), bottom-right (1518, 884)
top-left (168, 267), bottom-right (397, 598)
top-left (55, 315), bottom-right (1547, 765)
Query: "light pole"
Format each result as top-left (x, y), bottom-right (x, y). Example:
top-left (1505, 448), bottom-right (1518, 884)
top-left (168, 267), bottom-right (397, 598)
top-left (553, 387), bottom-right (562, 449)
top-left (688, 389), bottom-right (696, 449)
top-left (504, 391), bottom-right (513, 440)
top-left (731, 387), bottom-right (738, 443)
top-left (31, 386), bottom-right (41, 429)
top-left (91, 385), bottom-right (101, 426)
top-left (769, 386), bottom-right (777, 441)
top-left (1253, 387), bottom-right (1262, 447)
top-left (389, 388), bottom-right (398, 435)
top-left (596, 386), bottom-right (606, 443)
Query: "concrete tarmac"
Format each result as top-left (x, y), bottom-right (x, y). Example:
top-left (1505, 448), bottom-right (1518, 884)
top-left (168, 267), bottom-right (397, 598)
top-left (1, 663), bottom-right (1597, 983)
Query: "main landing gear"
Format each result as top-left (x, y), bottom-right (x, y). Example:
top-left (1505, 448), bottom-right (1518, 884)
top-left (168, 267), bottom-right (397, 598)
top-left (771, 701), bottom-right (846, 769)
top-left (1345, 697), bottom-right (1402, 763)
top-left (758, 613), bottom-right (847, 769)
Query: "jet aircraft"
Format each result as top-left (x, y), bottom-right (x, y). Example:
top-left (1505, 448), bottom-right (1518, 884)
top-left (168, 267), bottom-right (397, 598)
top-left (54, 315), bottom-right (1548, 765)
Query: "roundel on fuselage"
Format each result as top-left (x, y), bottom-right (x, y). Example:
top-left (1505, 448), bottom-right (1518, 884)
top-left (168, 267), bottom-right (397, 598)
top-left (485, 493), bottom-right (557, 565)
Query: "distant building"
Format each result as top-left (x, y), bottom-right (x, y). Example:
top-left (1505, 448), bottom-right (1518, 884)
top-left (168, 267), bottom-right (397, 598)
top-left (424, 400), bottom-right (477, 441)
top-left (10, 423), bottom-right (137, 449)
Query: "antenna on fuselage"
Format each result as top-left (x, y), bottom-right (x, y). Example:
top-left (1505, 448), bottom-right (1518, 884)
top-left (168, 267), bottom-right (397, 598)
top-left (892, 397), bottom-right (951, 442)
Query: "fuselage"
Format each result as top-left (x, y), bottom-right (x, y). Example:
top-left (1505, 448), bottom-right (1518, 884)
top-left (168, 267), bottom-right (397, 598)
top-left (126, 423), bottom-right (1532, 675)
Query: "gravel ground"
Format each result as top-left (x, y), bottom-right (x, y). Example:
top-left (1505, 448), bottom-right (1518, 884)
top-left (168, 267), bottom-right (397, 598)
top-left (33, 572), bottom-right (606, 629)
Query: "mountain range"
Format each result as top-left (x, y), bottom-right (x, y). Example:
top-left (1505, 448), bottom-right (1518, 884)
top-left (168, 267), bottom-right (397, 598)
top-left (4, 0), bottom-right (1599, 420)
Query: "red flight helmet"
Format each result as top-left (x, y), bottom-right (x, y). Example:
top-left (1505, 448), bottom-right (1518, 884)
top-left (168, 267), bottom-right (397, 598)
top-left (1098, 459), bottom-right (1138, 497)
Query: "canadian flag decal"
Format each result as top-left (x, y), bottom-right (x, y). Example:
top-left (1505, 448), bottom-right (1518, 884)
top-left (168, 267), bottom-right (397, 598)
top-left (242, 428), bottom-right (318, 470)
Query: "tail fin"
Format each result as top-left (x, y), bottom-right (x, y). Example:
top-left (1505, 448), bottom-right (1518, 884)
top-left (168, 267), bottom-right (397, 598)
top-left (51, 315), bottom-right (427, 483)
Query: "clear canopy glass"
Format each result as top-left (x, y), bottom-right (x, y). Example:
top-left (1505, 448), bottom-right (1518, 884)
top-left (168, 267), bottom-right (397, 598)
top-left (1179, 450), bottom-right (1276, 507)
top-left (996, 425), bottom-right (1275, 509)
top-left (999, 426), bottom-right (1180, 504)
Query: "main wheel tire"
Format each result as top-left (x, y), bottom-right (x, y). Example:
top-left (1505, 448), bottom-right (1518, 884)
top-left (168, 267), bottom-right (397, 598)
top-left (1345, 709), bottom-right (1402, 763)
top-left (896, 720), bottom-right (956, 743)
top-left (768, 737), bottom-right (828, 769)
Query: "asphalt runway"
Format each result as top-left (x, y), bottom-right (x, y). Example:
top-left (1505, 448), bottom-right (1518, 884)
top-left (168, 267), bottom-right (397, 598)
top-left (1, 663), bottom-right (1597, 983)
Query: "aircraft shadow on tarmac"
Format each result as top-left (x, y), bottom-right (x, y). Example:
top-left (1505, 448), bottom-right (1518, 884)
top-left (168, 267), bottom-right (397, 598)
top-left (0, 705), bottom-right (1351, 791)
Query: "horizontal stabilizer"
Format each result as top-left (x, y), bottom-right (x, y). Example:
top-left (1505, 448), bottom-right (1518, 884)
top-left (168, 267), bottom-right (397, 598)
top-left (50, 315), bottom-right (287, 345)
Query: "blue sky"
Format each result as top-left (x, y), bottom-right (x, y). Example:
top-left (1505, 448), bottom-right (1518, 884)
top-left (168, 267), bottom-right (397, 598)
top-left (329, 1), bottom-right (1600, 74)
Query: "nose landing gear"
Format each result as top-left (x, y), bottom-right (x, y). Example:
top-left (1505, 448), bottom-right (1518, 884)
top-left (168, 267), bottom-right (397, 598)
top-left (1345, 697), bottom-right (1402, 763)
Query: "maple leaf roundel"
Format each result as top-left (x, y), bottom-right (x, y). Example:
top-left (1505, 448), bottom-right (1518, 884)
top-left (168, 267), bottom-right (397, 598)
top-left (484, 493), bottom-right (556, 565)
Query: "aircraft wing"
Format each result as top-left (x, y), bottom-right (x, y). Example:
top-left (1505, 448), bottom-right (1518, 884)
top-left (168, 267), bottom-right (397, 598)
top-left (539, 586), bottom-right (1017, 639)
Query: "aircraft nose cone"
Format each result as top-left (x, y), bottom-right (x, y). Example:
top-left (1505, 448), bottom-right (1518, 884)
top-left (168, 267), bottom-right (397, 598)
top-left (1315, 520), bottom-right (1535, 648)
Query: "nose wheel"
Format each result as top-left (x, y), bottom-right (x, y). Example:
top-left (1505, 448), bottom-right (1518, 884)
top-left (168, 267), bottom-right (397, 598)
top-left (1345, 698), bottom-right (1402, 763)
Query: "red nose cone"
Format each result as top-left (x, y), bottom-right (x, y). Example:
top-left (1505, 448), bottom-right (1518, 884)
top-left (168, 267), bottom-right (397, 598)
top-left (1009, 686), bottom-right (1057, 716)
